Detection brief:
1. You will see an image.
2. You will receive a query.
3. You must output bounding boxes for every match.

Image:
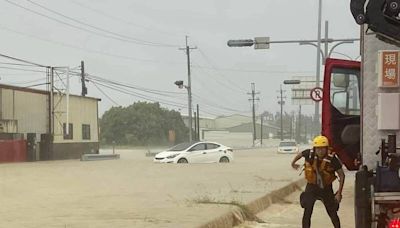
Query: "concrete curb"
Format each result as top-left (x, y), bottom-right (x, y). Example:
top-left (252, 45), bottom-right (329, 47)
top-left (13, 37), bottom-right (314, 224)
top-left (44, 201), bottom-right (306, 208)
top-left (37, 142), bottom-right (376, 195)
top-left (198, 178), bottom-right (306, 228)
top-left (80, 154), bottom-right (120, 161)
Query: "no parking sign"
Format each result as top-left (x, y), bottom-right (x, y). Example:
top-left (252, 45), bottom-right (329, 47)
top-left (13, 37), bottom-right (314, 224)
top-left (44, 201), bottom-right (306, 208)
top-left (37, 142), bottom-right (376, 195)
top-left (310, 87), bottom-right (323, 102)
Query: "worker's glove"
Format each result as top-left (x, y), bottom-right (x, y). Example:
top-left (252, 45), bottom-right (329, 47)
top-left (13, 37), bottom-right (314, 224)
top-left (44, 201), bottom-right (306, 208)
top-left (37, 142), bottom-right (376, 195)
top-left (335, 192), bottom-right (342, 204)
top-left (291, 163), bottom-right (300, 170)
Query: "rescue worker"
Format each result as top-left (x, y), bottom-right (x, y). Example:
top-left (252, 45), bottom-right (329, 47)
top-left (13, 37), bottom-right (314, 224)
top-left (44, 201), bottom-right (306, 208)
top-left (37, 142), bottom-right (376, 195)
top-left (291, 135), bottom-right (345, 228)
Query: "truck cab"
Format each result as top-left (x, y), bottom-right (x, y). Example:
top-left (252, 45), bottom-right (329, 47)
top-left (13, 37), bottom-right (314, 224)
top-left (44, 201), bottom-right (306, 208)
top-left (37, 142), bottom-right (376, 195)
top-left (322, 58), bottom-right (361, 171)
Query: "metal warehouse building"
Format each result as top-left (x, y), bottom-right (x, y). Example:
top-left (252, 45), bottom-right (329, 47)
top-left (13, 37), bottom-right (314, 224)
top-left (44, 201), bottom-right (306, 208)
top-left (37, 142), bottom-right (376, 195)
top-left (0, 84), bottom-right (100, 161)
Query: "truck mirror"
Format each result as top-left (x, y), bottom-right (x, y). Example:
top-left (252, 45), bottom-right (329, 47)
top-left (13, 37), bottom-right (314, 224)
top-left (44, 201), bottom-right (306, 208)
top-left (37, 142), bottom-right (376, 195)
top-left (333, 74), bottom-right (349, 88)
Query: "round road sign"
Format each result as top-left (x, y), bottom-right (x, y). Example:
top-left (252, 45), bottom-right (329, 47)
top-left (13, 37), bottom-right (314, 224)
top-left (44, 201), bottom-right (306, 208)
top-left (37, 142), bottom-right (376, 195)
top-left (310, 87), bottom-right (323, 102)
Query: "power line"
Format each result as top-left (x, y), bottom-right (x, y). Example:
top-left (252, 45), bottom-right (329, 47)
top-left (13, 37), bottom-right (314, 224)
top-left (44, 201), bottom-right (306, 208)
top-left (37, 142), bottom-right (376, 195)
top-left (88, 75), bottom-right (230, 117)
top-left (0, 61), bottom-right (44, 67)
top-left (194, 108), bottom-right (220, 117)
top-left (0, 24), bottom-right (295, 72)
top-left (91, 80), bottom-right (120, 106)
top-left (4, 0), bottom-right (178, 48)
top-left (24, 73), bottom-right (71, 88)
top-left (24, 82), bottom-right (49, 88)
top-left (191, 77), bottom-right (235, 105)
top-left (86, 74), bottom-right (185, 97)
top-left (94, 81), bottom-right (188, 109)
top-left (87, 78), bottom-right (188, 108)
top-left (197, 48), bottom-right (246, 92)
top-left (0, 51), bottom-right (48, 67)
top-left (89, 75), bottom-right (222, 116)
top-left (192, 65), bottom-right (314, 74)
top-left (25, 0), bottom-right (179, 47)
top-left (0, 25), bottom-right (185, 65)
top-left (3, 77), bottom-right (47, 85)
top-left (192, 64), bottom-right (245, 94)
top-left (69, 0), bottom-right (181, 38)
top-left (0, 66), bottom-right (47, 73)
top-left (192, 93), bottom-right (248, 113)
top-left (87, 72), bottom-right (246, 114)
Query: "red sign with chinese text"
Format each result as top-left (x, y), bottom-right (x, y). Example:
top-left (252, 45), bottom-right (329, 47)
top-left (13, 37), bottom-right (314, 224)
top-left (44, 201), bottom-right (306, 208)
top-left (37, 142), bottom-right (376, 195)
top-left (381, 51), bottom-right (399, 87)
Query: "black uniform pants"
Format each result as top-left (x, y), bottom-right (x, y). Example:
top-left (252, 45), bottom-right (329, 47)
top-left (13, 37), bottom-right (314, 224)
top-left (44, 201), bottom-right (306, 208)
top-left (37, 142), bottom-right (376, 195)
top-left (300, 183), bottom-right (340, 228)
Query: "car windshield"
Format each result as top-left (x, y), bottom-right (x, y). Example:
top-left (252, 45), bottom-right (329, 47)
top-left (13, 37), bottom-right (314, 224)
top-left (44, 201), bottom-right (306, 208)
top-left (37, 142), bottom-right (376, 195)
top-left (168, 142), bottom-right (194, 151)
top-left (279, 142), bottom-right (296, 147)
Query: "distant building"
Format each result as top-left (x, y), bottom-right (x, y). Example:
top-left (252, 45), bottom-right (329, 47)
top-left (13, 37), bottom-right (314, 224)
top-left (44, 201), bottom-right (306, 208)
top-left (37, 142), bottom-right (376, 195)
top-left (182, 114), bottom-right (280, 139)
top-left (0, 84), bottom-right (100, 160)
top-left (226, 122), bottom-right (279, 138)
top-left (214, 114), bottom-right (253, 129)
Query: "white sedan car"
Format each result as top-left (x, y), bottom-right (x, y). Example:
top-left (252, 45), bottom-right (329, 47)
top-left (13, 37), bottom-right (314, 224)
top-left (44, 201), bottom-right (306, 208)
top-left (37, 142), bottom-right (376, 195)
top-left (277, 141), bottom-right (299, 154)
top-left (153, 141), bottom-right (234, 164)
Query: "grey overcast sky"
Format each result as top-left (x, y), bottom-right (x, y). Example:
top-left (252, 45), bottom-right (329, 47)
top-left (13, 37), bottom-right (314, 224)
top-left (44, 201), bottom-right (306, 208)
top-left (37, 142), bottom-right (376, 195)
top-left (0, 0), bottom-right (360, 118)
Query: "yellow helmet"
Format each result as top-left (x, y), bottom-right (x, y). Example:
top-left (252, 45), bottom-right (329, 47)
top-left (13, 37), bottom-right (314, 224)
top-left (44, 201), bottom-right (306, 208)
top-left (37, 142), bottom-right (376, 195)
top-left (313, 135), bottom-right (329, 147)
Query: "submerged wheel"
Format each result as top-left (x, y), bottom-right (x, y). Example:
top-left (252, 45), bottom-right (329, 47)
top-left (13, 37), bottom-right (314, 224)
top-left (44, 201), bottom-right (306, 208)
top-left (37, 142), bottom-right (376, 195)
top-left (177, 158), bottom-right (188, 163)
top-left (219, 157), bottom-right (230, 163)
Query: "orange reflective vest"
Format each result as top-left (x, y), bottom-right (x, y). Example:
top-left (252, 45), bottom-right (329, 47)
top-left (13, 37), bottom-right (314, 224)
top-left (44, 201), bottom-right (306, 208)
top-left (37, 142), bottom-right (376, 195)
top-left (304, 149), bottom-right (337, 188)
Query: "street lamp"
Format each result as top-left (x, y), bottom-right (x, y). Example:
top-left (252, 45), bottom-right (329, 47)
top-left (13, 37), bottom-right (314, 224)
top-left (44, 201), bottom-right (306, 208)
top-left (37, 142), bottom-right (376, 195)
top-left (283, 80), bottom-right (301, 85)
top-left (174, 80), bottom-right (192, 142)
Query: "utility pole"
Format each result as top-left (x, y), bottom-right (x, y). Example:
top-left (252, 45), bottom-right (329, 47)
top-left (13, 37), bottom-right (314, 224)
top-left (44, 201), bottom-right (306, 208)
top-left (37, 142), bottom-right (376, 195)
top-left (197, 104), bottom-right (200, 141)
top-left (248, 83), bottom-right (260, 146)
top-left (277, 85), bottom-right (286, 141)
top-left (179, 36), bottom-right (197, 142)
top-left (297, 105), bottom-right (302, 143)
top-left (260, 116), bottom-right (263, 146)
top-left (304, 116), bottom-right (308, 143)
top-left (290, 112), bottom-right (294, 140)
top-left (80, 61), bottom-right (87, 96)
top-left (194, 111), bottom-right (197, 141)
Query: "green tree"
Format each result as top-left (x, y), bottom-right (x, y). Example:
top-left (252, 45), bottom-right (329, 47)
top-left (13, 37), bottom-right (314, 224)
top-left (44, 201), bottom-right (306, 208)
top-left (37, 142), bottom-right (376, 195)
top-left (100, 102), bottom-right (188, 145)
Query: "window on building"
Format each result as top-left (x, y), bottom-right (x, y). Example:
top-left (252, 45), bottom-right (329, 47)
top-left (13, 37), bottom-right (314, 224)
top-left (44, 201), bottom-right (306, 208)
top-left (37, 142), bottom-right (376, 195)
top-left (82, 124), bottom-right (91, 140)
top-left (63, 123), bottom-right (73, 140)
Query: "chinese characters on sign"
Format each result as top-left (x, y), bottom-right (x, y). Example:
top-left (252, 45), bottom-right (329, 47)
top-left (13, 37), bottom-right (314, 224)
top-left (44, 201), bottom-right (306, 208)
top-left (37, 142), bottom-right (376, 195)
top-left (379, 50), bottom-right (400, 87)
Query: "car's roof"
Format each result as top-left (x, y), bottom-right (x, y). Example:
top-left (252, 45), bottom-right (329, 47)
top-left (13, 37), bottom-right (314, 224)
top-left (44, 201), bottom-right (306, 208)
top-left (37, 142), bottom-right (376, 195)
top-left (187, 141), bottom-right (222, 144)
top-left (176, 141), bottom-right (224, 146)
top-left (279, 141), bottom-right (297, 145)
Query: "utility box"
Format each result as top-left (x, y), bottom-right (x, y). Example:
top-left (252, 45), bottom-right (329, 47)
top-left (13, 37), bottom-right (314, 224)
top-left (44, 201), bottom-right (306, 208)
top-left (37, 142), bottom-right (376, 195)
top-left (377, 93), bottom-right (400, 130)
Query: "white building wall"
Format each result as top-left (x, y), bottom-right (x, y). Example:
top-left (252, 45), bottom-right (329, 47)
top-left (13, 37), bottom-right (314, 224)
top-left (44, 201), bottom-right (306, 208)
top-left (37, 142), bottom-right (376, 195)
top-left (214, 115), bottom-right (252, 129)
top-left (1, 88), bottom-right (48, 134)
top-left (53, 94), bottom-right (99, 143)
